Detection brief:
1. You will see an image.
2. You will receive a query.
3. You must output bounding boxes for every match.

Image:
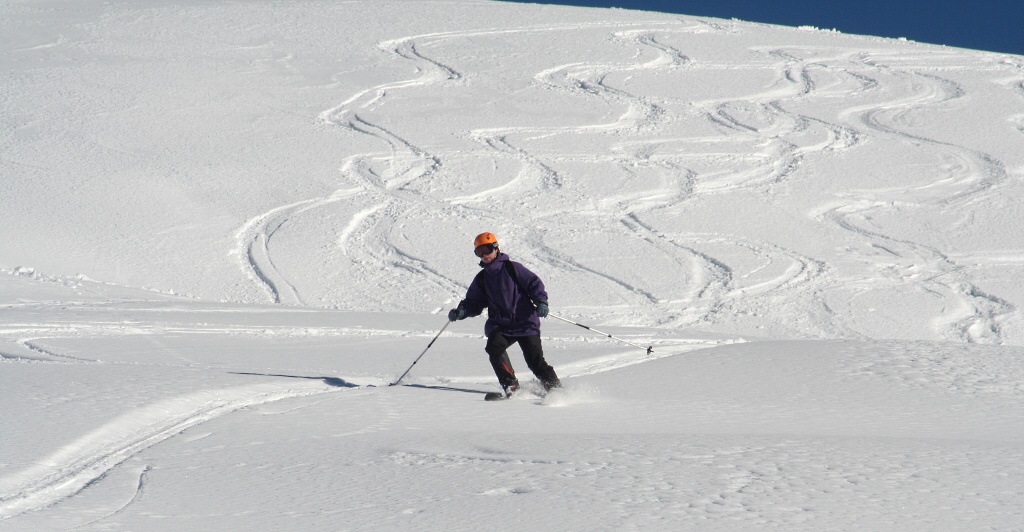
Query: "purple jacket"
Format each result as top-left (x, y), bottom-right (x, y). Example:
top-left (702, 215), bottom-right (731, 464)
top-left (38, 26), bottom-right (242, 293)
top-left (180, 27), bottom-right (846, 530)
top-left (459, 253), bottom-right (547, 337)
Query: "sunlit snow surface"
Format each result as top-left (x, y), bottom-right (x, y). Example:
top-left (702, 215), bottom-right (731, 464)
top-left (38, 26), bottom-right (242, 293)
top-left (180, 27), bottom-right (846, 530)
top-left (2, 1), bottom-right (1023, 529)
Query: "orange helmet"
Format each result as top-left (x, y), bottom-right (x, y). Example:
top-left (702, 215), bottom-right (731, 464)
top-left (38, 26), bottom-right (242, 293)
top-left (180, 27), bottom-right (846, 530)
top-left (474, 232), bottom-right (498, 248)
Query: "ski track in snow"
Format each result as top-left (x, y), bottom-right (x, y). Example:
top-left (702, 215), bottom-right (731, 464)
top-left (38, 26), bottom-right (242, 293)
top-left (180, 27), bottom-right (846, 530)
top-left (0, 301), bottom-right (723, 521)
top-left (816, 53), bottom-right (1016, 343)
top-left (0, 376), bottom-right (355, 520)
top-left (235, 188), bottom-right (367, 305)
top-left (221, 17), bottom-right (1023, 343)
top-left (72, 464), bottom-right (150, 529)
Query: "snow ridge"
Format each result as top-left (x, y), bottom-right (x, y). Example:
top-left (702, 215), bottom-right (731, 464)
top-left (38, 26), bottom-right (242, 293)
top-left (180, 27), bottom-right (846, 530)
top-left (0, 381), bottom-right (348, 520)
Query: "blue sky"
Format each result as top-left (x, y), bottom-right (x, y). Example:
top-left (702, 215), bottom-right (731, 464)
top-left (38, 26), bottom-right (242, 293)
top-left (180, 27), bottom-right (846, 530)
top-left (499, 1), bottom-right (1024, 56)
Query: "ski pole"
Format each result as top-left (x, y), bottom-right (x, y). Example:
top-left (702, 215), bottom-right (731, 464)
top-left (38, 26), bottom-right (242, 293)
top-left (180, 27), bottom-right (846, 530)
top-left (549, 313), bottom-right (653, 355)
top-left (390, 320), bottom-right (451, 386)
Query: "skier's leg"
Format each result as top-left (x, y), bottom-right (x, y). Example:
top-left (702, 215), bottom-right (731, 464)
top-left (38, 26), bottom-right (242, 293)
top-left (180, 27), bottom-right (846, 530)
top-left (518, 334), bottom-right (561, 390)
top-left (485, 333), bottom-right (519, 393)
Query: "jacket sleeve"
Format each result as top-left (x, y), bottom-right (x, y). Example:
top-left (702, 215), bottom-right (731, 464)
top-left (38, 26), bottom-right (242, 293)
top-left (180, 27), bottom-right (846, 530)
top-left (459, 271), bottom-right (488, 317)
top-left (513, 262), bottom-right (548, 305)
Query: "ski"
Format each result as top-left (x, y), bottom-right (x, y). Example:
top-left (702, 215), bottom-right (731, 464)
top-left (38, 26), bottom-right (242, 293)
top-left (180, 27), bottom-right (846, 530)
top-left (483, 386), bottom-right (554, 401)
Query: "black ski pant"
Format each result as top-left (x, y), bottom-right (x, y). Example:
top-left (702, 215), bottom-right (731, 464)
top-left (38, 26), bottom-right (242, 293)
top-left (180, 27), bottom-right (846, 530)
top-left (485, 333), bottom-right (560, 390)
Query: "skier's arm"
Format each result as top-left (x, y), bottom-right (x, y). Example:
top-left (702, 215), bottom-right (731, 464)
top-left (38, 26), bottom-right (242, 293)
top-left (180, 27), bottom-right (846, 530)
top-left (515, 263), bottom-right (548, 306)
top-left (458, 272), bottom-right (488, 317)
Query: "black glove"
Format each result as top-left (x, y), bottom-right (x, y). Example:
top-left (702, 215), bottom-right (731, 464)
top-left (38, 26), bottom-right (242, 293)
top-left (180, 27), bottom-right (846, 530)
top-left (447, 307), bottom-right (466, 321)
top-left (535, 301), bottom-right (549, 318)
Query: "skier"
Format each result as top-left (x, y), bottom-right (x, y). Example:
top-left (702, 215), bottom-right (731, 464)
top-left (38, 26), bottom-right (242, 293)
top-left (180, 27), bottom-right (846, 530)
top-left (448, 232), bottom-right (561, 398)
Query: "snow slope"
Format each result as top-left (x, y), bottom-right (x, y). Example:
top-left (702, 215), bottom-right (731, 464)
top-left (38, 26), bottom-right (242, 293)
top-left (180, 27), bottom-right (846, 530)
top-left (2, 0), bottom-right (1023, 529)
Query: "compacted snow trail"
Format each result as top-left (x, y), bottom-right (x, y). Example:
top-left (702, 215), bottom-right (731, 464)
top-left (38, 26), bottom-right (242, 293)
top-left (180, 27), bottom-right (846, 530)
top-left (0, 294), bottom-right (721, 523)
top-left (0, 380), bottom-right (352, 520)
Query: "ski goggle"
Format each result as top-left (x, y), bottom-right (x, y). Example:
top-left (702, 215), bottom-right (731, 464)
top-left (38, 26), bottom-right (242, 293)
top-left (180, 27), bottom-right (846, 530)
top-left (474, 244), bottom-right (497, 257)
